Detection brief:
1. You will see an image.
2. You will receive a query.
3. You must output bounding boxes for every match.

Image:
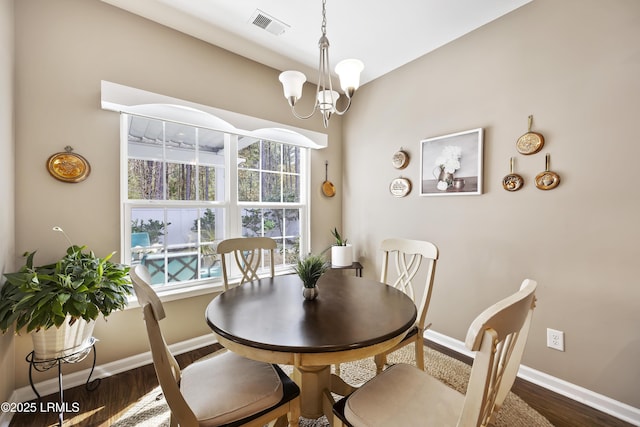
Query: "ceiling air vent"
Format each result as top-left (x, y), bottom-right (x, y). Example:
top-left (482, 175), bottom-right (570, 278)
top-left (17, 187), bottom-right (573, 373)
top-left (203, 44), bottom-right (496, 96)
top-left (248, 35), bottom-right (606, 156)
top-left (249, 9), bottom-right (289, 36)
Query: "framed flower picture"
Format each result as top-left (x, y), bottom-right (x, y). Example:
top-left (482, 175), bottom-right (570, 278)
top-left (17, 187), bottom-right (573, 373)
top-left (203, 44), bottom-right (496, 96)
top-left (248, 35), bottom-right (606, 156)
top-left (420, 128), bottom-right (483, 196)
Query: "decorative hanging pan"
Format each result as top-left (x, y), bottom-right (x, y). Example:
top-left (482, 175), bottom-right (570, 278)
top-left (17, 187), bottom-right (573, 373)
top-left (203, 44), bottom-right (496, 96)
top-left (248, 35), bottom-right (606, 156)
top-left (535, 153), bottom-right (560, 190)
top-left (516, 115), bottom-right (545, 155)
top-left (322, 160), bottom-right (336, 197)
top-left (502, 157), bottom-right (524, 191)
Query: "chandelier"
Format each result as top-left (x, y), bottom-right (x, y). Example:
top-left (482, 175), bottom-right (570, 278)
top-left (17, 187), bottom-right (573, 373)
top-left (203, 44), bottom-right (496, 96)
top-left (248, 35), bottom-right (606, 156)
top-left (278, 0), bottom-right (364, 128)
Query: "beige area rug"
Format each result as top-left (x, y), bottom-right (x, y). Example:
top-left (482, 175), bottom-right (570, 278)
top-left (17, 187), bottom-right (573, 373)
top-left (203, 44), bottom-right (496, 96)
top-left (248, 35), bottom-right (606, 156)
top-left (113, 344), bottom-right (553, 426)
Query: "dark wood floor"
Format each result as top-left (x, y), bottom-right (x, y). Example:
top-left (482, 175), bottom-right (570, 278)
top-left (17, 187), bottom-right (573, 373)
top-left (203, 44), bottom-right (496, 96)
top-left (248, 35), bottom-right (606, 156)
top-left (8, 341), bottom-right (634, 427)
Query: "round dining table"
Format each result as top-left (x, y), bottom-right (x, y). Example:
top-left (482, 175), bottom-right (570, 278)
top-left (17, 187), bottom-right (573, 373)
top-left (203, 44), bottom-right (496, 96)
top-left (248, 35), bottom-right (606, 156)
top-left (205, 273), bottom-right (417, 422)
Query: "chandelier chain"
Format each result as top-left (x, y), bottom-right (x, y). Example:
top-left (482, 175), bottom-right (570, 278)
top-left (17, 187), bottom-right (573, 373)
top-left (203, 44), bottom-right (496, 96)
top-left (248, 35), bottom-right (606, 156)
top-left (321, 0), bottom-right (327, 36)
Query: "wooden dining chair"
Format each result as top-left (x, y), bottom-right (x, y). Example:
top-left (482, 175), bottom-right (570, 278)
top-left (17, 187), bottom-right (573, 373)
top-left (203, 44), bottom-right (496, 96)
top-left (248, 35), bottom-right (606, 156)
top-left (130, 264), bottom-right (300, 427)
top-left (374, 238), bottom-right (439, 373)
top-left (216, 237), bottom-right (277, 290)
top-left (333, 279), bottom-right (537, 427)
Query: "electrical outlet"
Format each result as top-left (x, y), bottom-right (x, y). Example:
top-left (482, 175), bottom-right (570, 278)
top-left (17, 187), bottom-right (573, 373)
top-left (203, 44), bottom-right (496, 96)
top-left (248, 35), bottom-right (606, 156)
top-left (547, 328), bottom-right (565, 351)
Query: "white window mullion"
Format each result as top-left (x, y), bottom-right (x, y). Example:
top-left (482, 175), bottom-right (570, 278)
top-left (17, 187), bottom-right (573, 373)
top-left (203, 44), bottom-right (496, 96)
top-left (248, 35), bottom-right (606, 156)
top-left (227, 133), bottom-right (240, 238)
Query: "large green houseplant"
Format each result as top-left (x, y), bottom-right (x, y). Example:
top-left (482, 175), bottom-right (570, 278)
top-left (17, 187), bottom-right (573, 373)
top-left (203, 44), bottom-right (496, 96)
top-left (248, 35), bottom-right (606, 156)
top-left (0, 228), bottom-right (132, 359)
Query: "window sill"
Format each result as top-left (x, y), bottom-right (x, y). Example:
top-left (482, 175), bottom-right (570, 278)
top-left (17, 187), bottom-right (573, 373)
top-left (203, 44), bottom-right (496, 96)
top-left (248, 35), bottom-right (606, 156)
top-left (125, 268), bottom-right (296, 309)
top-left (125, 281), bottom-right (226, 310)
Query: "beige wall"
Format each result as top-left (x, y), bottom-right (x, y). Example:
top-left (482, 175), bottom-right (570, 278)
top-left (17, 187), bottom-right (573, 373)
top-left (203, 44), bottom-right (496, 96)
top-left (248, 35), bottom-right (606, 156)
top-left (7, 0), bottom-right (640, 414)
top-left (10, 0), bottom-right (343, 388)
top-left (343, 0), bottom-right (640, 408)
top-left (0, 0), bottom-right (16, 405)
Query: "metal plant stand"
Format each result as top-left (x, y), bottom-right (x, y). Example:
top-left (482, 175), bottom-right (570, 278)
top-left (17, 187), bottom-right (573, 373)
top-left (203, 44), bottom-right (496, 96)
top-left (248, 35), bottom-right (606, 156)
top-left (26, 337), bottom-right (101, 426)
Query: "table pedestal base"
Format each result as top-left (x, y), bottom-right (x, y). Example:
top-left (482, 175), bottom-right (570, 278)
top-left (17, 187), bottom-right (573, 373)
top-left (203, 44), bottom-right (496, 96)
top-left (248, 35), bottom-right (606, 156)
top-left (293, 365), bottom-right (358, 424)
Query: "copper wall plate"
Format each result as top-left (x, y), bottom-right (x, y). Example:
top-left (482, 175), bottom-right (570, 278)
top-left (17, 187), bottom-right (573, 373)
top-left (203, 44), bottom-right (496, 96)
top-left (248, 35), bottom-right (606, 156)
top-left (47, 146), bottom-right (91, 183)
top-left (535, 154), bottom-right (560, 190)
top-left (502, 157), bottom-right (524, 191)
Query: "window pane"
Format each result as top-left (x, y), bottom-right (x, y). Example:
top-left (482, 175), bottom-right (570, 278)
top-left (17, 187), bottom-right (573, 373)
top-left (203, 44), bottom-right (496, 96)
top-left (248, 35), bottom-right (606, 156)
top-left (261, 140), bottom-right (281, 171)
top-left (241, 208), bottom-right (263, 237)
top-left (283, 174), bottom-right (299, 202)
top-left (263, 209), bottom-right (282, 238)
top-left (165, 122), bottom-right (196, 201)
top-left (131, 208), bottom-right (168, 247)
top-left (238, 137), bottom-right (260, 169)
top-left (196, 208), bottom-right (219, 243)
top-left (238, 169), bottom-right (259, 202)
top-left (198, 128), bottom-right (225, 201)
top-left (285, 209), bottom-right (300, 236)
top-left (128, 159), bottom-right (165, 200)
top-left (166, 163), bottom-right (196, 201)
top-left (283, 237), bottom-right (300, 265)
top-left (261, 172), bottom-right (281, 202)
top-left (283, 145), bottom-right (300, 174)
top-left (130, 208), bottom-right (168, 285)
top-left (164, 208), bottom-right (199, 283)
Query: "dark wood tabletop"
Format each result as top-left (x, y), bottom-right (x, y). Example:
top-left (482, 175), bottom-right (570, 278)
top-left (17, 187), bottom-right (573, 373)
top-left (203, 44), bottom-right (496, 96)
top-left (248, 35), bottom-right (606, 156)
top-left (205, 273), bottom-right (417, 354)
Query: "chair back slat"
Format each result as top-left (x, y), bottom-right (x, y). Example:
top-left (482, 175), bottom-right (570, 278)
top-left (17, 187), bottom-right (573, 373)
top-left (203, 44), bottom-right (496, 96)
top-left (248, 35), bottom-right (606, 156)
top-left (460, 279), bottom-right (537, 426)
top-left (217, 237), bottom-right (277, 289)
top-left (379, 238), bottom-right (439, 330)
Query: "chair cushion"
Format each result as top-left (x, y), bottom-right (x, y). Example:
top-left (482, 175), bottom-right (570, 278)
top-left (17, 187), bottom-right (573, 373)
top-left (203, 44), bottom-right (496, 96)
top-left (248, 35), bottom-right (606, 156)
top-left (180, 351), bottom-right (284, 426)
top-left (344, 363), bottom-right (464, 427)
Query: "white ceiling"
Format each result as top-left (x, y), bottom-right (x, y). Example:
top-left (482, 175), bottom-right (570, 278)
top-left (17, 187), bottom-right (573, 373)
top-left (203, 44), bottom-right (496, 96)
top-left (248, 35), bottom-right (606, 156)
top-left (101, 0), bottom-right (532, 86)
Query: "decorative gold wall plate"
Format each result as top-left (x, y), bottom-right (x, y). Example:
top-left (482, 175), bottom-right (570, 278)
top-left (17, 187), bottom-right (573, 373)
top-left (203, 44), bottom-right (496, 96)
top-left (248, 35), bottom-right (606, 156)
top-left (47, 146), bottom-right (91, 183)
top-left (392, 150), bottom-right (409, 169)
top-left (390, 177), bottom-right (411, 197)
top-left (516, 115), bottom-right (545, 155)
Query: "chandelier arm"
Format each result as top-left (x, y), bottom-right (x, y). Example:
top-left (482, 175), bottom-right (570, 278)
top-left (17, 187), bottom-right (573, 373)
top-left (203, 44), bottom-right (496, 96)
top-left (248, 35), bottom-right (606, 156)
top-left (332, 95), bottom-right (355, 115)
top-left (289, 104), bottom-right (320, 121)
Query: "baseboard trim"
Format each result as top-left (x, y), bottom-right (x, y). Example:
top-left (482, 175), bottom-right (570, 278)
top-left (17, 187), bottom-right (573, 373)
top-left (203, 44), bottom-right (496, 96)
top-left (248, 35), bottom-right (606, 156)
top-left (424, 330), bottom-right (640, 426)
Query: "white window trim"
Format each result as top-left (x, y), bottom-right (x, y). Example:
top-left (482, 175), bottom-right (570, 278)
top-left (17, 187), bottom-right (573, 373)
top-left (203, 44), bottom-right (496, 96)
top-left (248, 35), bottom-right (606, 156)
top-left (101, 80), bottom-right (327, 148)
top-left (103, 81), bottom-right (324, 302)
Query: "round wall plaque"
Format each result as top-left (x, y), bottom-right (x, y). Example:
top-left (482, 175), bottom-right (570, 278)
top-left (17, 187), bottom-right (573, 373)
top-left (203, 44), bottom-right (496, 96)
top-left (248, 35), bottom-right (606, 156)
top-left (392, 150), bottom-right (409, 169)
top-left (389, 177), bottom-right (411, 197)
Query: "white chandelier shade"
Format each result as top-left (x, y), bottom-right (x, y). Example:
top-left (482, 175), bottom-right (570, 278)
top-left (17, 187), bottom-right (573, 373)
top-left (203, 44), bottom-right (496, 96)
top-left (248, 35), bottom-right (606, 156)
top-left (278, 70), bottom-right (307, 105)
top-left (335, 58), bottom-right (364, 95)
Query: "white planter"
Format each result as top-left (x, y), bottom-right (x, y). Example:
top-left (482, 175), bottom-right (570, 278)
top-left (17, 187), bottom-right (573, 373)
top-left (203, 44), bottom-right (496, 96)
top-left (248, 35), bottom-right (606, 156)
top-left (331, 244), bottom-right (353, 267)
top-left (31, 318), bottom-right (96, 361)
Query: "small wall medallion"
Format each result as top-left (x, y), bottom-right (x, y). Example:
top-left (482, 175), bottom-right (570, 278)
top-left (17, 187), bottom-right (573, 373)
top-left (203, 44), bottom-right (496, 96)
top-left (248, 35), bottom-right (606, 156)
top-left (390, 177), bottom-right (411, 197)
top-left (392, 149), bottom-right (409, 169)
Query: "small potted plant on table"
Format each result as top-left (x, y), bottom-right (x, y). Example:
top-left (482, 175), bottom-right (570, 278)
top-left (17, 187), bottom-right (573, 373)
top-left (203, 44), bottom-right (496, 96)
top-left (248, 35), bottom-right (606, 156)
top-left (330, 228), bottom-right (353, 267)
top-left (294, 254), bottom-right (329, 301)
top-left (0, 227), bottom-right (132, 361)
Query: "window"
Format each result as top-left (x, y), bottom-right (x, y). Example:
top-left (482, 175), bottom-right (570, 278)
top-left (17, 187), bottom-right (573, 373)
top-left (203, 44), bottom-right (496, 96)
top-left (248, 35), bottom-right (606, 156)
top-left (122, 113), bottom-right (308, 292)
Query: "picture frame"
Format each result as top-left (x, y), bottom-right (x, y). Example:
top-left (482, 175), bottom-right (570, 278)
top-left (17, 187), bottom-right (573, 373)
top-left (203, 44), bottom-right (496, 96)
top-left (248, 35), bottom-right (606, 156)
top-left (420, 128), bottom-right (483, 196)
